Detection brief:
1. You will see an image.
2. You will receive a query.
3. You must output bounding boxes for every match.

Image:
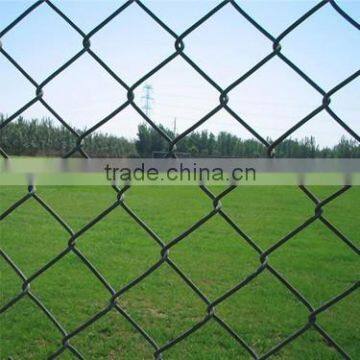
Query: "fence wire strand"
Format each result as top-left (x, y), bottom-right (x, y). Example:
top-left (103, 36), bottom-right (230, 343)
top-left (0, 0), bottom-right (359, 358)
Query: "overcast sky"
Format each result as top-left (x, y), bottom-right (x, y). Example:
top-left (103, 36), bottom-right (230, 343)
top-left (1, 0), bottom-right (359, 147)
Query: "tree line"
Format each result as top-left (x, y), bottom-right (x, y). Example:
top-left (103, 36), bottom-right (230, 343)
top-left (1, 115), bottom-right (359, 158)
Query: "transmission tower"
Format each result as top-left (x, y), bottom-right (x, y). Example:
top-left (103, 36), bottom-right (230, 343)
top-left (141, 84), bottom-right (154, 117)
top-left (173, 117), bottom-right (177, 136)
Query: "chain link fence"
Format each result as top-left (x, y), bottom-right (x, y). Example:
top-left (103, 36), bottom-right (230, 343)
top-left (0, 0), bottom-right (359, 358)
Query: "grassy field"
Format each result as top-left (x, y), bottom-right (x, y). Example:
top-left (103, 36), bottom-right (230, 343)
top-left (0, 185), bottom-right (359, 359)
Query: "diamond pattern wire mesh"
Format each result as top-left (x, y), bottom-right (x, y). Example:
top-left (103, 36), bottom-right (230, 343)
top-left (0, 0), bottom-right (359, 358)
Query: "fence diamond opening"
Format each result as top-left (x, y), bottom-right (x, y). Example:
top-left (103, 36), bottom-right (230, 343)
top-left (0, 0), bottom-right (359, 359)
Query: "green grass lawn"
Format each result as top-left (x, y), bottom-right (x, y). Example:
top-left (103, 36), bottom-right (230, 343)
top-left (0, 185), bottom-right (359, 359)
